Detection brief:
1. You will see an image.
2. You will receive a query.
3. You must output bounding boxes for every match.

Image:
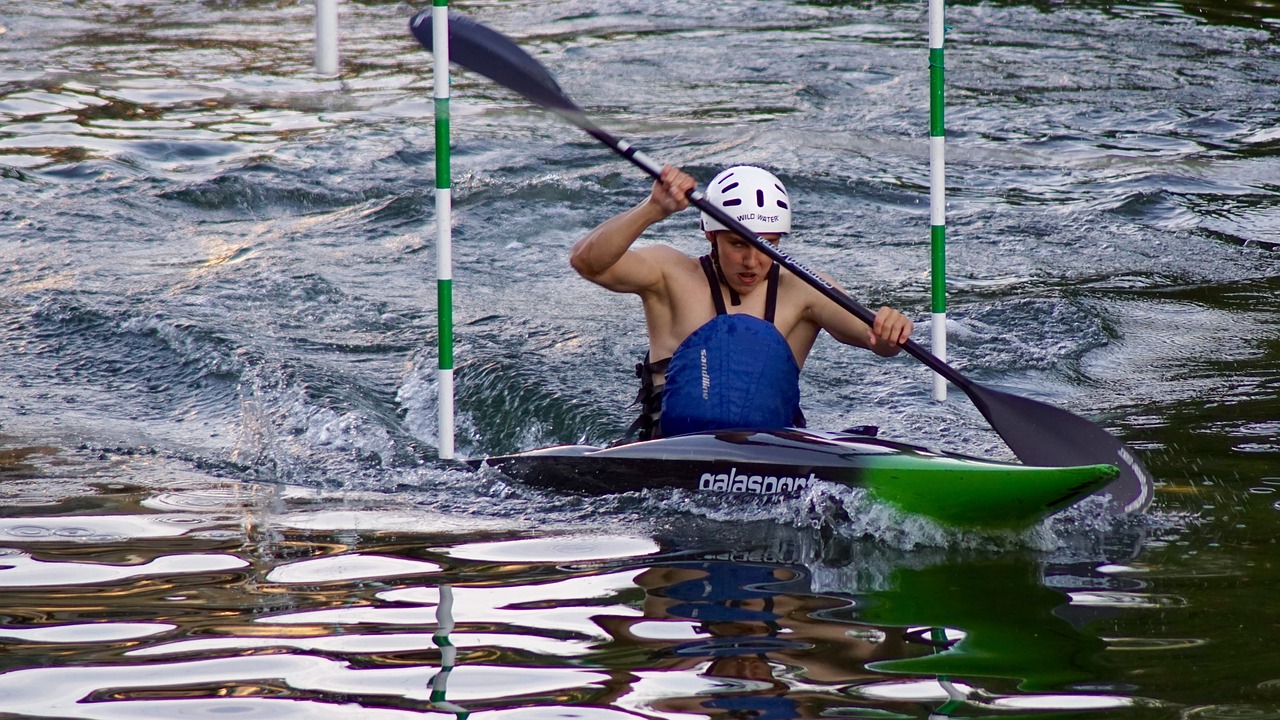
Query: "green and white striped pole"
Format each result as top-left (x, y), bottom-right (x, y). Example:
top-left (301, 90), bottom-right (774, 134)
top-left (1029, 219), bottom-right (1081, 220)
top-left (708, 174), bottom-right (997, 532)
top-left (929, 0), bottom-right (948, 402)
top-left (430, 586), bottom-right (470, 718)
top-left (432, 0), bottom-right (455, 459)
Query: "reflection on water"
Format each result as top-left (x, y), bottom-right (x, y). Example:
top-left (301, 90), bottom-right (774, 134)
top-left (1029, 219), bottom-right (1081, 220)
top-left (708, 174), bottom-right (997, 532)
top-left (862, 559), bottom-right (1108, 692)
top-left (0, 466), bottom-right (1169, 719)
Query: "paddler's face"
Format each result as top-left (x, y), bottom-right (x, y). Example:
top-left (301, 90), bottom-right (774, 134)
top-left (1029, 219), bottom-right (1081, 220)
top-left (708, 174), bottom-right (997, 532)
top-left (707, 230), bottom-right (780, 296)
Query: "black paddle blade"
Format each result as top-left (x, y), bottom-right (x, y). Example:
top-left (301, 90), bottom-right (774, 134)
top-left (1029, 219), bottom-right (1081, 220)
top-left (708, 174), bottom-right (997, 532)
top-left (409, 10), bottom-right (583, 117)
top-left (967, 382), bottom-right (1153, 514)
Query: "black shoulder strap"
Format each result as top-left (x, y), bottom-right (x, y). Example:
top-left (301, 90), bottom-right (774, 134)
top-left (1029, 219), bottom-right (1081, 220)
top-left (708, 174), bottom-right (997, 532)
top-left (764, 261), bottom-right (780, 323)
top-left (698, 255), bottom-right (728, 315)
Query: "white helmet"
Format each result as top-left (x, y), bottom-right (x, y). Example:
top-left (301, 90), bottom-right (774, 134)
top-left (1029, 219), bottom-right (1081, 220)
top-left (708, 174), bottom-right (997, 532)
top-left (700, 165), bottom-right (791, 235)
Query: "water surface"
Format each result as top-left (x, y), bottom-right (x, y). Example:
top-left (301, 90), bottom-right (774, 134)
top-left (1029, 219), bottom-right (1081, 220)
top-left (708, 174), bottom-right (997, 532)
top-left (0, 0), bottom-right (1277, 717)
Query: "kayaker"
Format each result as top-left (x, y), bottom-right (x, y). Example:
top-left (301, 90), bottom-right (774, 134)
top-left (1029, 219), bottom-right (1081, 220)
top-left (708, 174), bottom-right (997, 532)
top-left (570, 164), bottom-right (914, 440)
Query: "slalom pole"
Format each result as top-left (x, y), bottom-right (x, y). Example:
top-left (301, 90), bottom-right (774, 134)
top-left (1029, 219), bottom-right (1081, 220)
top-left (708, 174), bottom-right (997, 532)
top-left (431, 0), bottom-right (456, 460)
top-left (314, 0), bottom-right (339, 75)
top-left (430, 586), bottom-right (470, 718)
top-left (929, 627), bottom-right (967, 717)
top-left (928, 0), bottom-right (948, 402)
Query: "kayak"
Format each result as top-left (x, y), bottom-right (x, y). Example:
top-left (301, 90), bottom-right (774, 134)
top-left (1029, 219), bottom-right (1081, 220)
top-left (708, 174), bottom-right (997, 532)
top-left (477, 428), bottom-right (1119, 531)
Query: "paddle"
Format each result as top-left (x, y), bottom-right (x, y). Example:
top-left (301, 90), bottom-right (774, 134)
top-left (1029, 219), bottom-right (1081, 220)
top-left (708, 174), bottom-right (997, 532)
top-left (409, 11), bottom-right (1153, 514)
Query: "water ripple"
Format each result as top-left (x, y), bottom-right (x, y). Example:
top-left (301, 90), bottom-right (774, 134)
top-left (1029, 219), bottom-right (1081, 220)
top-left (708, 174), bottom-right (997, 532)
top-left (0, 553), bottom-right (248, 588)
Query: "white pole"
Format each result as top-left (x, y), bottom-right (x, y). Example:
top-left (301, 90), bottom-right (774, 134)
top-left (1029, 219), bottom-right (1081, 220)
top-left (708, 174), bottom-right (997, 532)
top-left (433, 3), bottom-right (455, 461)
top-left (314, 0), bottom-right (339, 75)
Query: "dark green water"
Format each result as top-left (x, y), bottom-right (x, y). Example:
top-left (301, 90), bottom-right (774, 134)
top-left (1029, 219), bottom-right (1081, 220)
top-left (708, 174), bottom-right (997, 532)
top-left (0, 0), bottom-right (1277, 717)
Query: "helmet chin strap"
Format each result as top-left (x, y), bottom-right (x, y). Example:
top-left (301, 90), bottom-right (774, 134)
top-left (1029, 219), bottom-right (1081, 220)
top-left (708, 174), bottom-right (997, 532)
top-left (709, 241), bottom-right (742, 307)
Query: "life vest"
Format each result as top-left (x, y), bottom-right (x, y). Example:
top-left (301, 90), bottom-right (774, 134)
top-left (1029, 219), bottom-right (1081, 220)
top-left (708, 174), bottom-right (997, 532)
top-left (628, 255), bottom-right (804, 440)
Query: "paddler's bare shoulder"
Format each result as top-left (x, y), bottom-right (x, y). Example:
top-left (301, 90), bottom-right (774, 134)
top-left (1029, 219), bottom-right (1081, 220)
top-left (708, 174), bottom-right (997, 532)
top-left (777, 265), bottom-right (875, 347)
top-left (632, 243), bottom-right (698, 265)
top-left (775, 264), bottom-right (826, 308)
top-left (631, 244), bottom-right (703, 287)
top-left (776, 265), bottom-right (850, 327)
top-left (777, 265), bottom-right (847, 302)
top-left (632, 246), bottom-right (715, 361)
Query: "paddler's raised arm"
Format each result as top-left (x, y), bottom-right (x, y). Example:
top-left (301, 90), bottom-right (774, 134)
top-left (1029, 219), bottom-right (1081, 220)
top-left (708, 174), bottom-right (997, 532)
top-left (570, 165), bottom-right (695, 294)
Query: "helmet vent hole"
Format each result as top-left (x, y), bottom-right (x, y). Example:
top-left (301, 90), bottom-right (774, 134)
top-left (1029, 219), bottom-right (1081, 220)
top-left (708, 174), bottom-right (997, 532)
top-left (755, 189), bottom-right (765, 207)
top-left (723, 198), bottom-right (742, 206)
